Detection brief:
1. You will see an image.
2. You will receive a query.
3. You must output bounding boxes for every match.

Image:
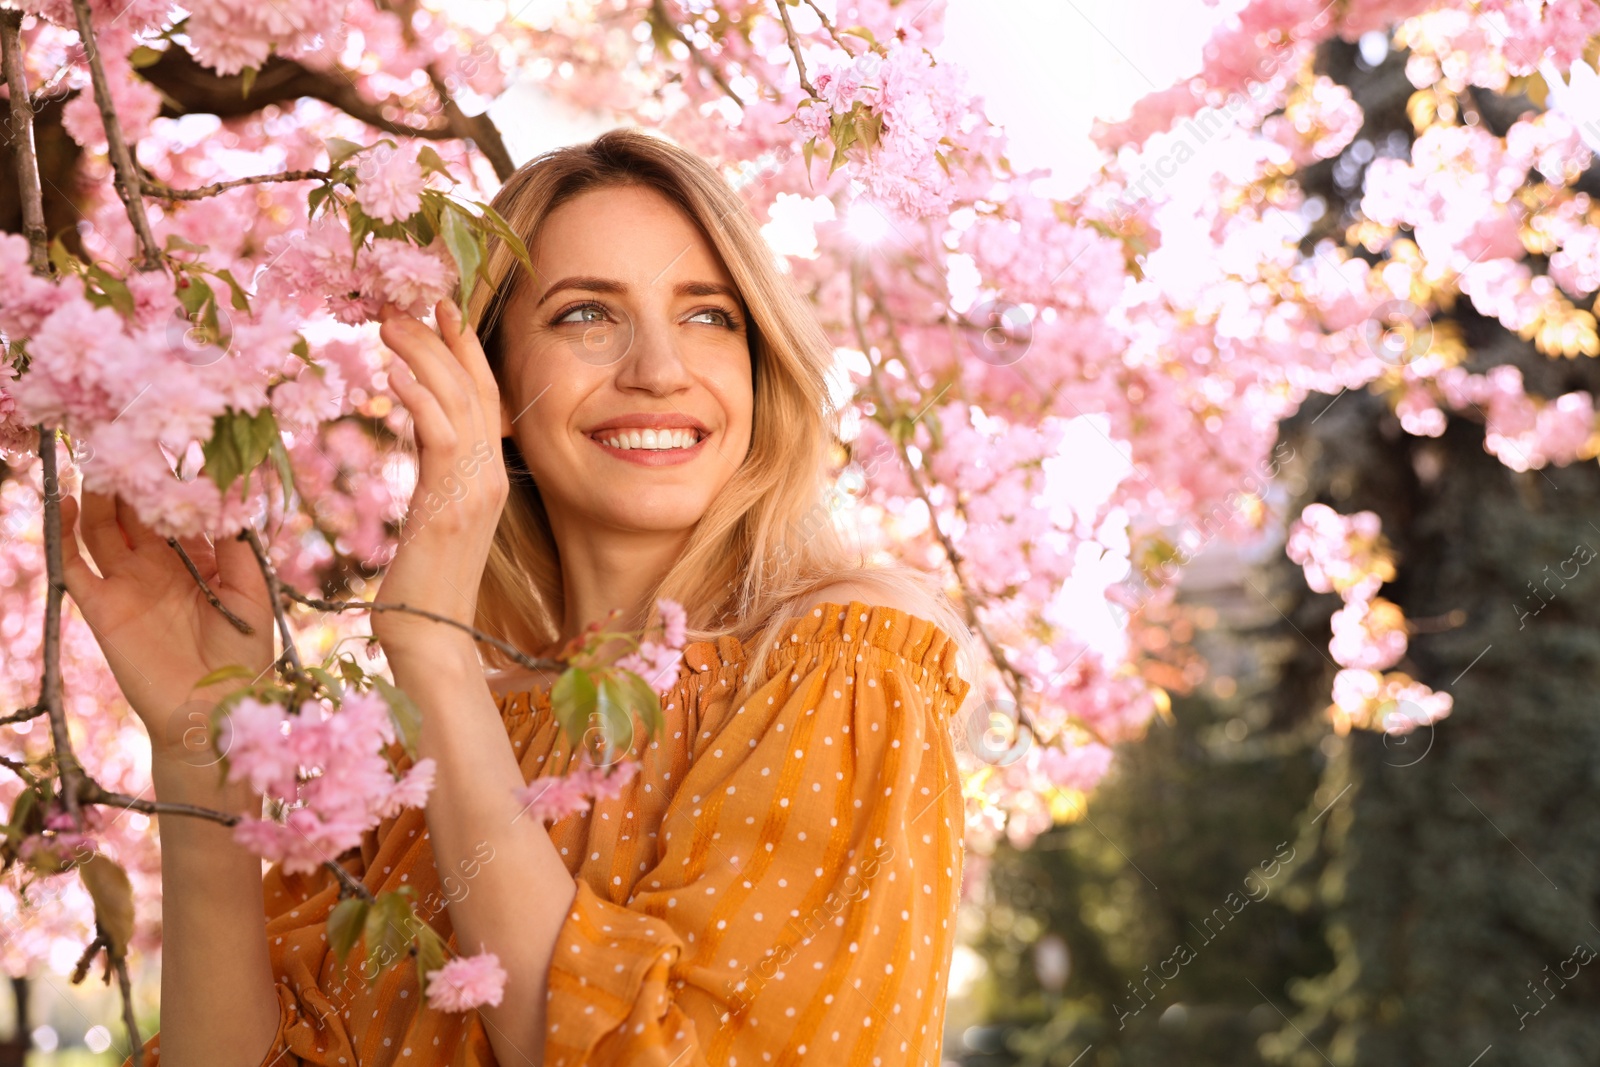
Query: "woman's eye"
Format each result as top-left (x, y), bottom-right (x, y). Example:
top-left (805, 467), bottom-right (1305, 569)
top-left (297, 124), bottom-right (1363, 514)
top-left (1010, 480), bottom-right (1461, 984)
top-left (556, 304), bottom-right (608, 325)
top-left (687, 308), bottom-right (734, 328)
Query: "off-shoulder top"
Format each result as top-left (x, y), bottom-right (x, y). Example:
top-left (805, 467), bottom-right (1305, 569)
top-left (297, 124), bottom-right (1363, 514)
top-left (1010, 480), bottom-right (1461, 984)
top-left (121, 600), bottom-right (972, 1066)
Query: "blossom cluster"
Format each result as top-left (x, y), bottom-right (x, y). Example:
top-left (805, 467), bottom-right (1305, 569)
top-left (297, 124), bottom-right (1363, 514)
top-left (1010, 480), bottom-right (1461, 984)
top-left (1286, 505), bottom-right (1452, 735)
top-left (221, 690), bottom-right (437, 876)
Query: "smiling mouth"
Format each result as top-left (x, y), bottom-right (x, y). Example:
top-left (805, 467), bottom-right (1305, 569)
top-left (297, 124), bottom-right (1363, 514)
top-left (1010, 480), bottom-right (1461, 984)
top-left (588, 427), bottom-right (707, 451)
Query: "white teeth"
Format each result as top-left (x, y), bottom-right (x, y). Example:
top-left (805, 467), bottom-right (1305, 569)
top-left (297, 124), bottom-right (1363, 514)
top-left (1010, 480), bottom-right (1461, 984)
top-left (596, 428), bottom-right (702, 451)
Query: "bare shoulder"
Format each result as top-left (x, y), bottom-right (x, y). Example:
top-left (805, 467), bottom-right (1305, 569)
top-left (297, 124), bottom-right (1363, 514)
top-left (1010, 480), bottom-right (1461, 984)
top-left (799, 579), bottom-right (940, 622)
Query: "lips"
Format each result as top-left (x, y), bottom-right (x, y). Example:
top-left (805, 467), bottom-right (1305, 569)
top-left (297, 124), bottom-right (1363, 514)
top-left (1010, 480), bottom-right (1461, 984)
top-left (584, 413), bottom-right (710, 435)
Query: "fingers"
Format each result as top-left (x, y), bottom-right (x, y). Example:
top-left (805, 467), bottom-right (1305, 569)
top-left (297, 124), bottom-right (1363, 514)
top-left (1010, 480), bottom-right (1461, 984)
top-left (379, 309), bottom-right (477, 425)
top-left (436, 299), bottom-right (501, 409)
top-left (113, 493), bottom-right (165, 551)
top-left (214, 526), bottom-right (270, 606)
top-left (78, 489), bottom-right (134, 574)
top-left (387, 352), bottom-right (460, 453)
top-left (58, 495), bottom-right (106, 606)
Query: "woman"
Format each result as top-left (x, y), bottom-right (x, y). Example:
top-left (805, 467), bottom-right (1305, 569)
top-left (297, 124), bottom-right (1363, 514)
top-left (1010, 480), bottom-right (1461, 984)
top-left (73, 128), bottom-right (978, 1066)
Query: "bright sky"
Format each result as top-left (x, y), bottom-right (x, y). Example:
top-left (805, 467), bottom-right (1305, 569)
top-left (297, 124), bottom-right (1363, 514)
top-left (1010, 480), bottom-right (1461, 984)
top-left (940, 0), bottom-right (1228, 196)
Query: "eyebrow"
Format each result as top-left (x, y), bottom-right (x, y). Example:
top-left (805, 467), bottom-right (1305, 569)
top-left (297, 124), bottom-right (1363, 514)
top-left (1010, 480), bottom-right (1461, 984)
top-left (535, 276), bottom-right (743, 307)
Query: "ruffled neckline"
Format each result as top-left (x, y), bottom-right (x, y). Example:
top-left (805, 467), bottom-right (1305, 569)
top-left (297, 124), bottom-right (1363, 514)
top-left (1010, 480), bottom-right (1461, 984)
top-left (496, 599), bottom-right (969, 712)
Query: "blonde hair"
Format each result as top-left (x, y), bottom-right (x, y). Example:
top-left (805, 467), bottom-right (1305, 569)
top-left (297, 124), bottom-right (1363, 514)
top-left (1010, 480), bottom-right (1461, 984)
top-left (463, 127), bottom-right (982, 703)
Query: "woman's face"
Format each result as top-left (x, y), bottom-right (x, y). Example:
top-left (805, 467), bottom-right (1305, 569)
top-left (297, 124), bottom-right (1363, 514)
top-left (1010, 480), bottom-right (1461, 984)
top-left (496, 184), bottom-right (754, 539)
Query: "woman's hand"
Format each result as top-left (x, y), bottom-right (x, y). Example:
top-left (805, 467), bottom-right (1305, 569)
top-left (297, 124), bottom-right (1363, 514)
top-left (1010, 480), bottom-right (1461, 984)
top-left (370, 298), bottom-right (509, 661)
top-left (60, 490), bottom-right (275, 760)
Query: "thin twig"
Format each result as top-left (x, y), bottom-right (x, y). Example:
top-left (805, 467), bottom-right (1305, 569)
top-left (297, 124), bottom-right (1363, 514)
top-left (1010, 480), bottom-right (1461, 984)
top-left (848, 262), bottom-right (1108, 750)
top-left (112, 955), bottom-right (145, 1067)
top-left (774, 0), bottom-right (818, 99)
top-left (166, 537), bottom-right (256, 634)
top-left (801, 0), bottom-right (852, 51)
top-left (38, 426), bottom-right (86, 826)
top-left (0, 704), bottom-right (44, 726)
top-left (242, 528), bottom-right (306, 678)
top-left (70, 0), bottom-right (162, 271)
top-left (81, 784), bottom-right (244, 826)
top-left (1, 10), bottom-right (49, 272)
top-left (281, 587), bottom-right (563, 674)
top-left (138, 167), bottom-right (334, 200)
top-left (77, 782), bottom-right (374, 902)
top-left (650, 0), bottom-right (745, 105)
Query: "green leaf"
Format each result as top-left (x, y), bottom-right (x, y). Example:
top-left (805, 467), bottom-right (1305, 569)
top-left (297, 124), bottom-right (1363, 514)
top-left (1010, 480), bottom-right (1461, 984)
top-left (414, 923), bottom-right (448, 993)
top-left (47, 236), bottom-right (76, 276)
top-left (325, 137), bottom-right (366, 169)
top-left (201, 407), bottom-right (278, 496)
top-left (212, 267), bottom-right (252, 311)
top-left (373, 676), bottom-right (422, 759)
top-left (595, 675), bottom-right (635, 764)
top-left (164, 233), bottom-right (210, 255)
top-left (192, 664), bottom-right (256, 690)
top-left (78, 854), bottom-right (135, 958)
top-left (240, 65), bottom-right (257, 99)
top-left (470, 199), bottom-right (535, 274)
top-left (176, 275), bottom-right (212, 318)
top-left (440, 205), bottom-right (482, 297)
top-left (128, 45), bottom-right (164, 68)
top-left (201, 414), bottom-right (243, 494)
top-left (362, 892), bottom-right (412, 988)
top-left (347, 205), bottom-right (374, 261)
top-left (327, 897), bottom-right (369, 968)
top-left (615, 669), bottom-right (664, 736)
top-left (337, 655), bottom-right (368, 688)
top-left (5, 789), bottom-right (38, 842)
top-left (85, 264), bottom-right (135, 318)
top-left (551, 667), bottom-right (598, 745)
top-left (308, 666), bottom-right (344, 699)
top-left (268, 434), bottom-right (297, 507)
top-left (415, 146), bottom-right (457, 183)
top-left (307, 184), bottom-right (333, 220)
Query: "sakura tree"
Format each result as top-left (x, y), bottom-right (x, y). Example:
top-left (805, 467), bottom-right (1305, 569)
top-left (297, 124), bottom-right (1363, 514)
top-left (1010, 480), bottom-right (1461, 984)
top-left (2, 0), bottom-right (1599, 1057)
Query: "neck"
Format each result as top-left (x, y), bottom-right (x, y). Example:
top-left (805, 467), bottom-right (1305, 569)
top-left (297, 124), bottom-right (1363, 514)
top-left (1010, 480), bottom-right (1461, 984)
top-left (547, 514), bottom-right (692, 647)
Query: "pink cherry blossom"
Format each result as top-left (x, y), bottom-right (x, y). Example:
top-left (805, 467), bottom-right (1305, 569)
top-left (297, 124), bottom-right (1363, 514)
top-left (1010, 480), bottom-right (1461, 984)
top-left (425, 949), bottom-right (508, 1012)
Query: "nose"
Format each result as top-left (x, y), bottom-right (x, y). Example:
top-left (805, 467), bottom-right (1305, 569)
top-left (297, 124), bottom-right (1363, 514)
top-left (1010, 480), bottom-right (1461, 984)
top-left (614, 315), bottom-right (694, 396)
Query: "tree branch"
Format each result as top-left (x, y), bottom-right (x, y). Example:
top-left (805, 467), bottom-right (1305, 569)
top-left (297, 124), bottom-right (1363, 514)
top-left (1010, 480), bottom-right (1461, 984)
top-left (112, 955), bottom-right (145, 1067)
top-left (1, 9), bottom-right (49, 272)
top-left (35, 424), bottom-right (86, 825)
top-left (69, 0), bottom-right (162, 271)
top-left (774, 0), bottom-right (818, 99)
top-left (242, 528), bottom-right (306, 680)
top-left (138, 166), bottom-right (334, 201)
top-left (281, 587), bottom-right (563, 674)
top-left (424, 67), bottom-right (515, 183)
top-left (140, 47), bottom-right (461, 144)
top-left (848, 261), bottom-right (1109, 751)
top-left (0, 703), bottom-right (44, 726)
top-left (165, 537), bottom-right (256, 634)
top-left (78, 781), bottom-right (375, 901)
top-left (650, 0), bottom-right (745, 106)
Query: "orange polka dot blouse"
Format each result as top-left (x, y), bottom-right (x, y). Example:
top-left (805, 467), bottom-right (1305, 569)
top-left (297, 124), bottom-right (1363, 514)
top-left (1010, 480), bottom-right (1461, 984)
top-left (123, 600), bottom-right (972, 1066)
